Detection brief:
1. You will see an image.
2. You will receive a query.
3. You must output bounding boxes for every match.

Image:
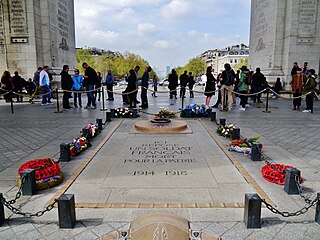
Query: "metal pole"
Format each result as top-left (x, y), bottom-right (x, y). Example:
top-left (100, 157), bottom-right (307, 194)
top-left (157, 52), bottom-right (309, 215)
top-left (100, 86), bottom-right (106, 111)
top-left (10, 91), bottom-right (14, 114)
top-left (55, 88), bottom-right (62, 113)
top-left (263, 89), bottom-right (271, 113)
top-left (181, 87), bottom-right (185, 110)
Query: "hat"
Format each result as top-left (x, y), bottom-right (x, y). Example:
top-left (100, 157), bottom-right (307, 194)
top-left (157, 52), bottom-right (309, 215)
top-left (240, 66), bottom-right (247, 71)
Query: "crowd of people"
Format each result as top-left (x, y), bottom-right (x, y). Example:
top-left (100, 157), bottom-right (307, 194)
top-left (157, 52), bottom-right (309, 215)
top-left (0, 61), bottom-right (318, 113)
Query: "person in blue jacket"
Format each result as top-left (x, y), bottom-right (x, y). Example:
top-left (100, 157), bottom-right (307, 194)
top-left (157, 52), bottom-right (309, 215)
top-left (72, 69), bottom-right (83, 108)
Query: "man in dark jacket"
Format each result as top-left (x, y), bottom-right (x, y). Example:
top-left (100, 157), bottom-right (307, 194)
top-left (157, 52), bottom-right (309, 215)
top-left (82, 62), bottom-right (97, 109)
top-left (61, 65), bottom-right (73, 110)
top-left (251, 67), bottom-right (266, 103)
top-left (179, 70), bottom-right (188, 98)
top-left (140, 66), bottom-right (152, 109)
top-left (13, 71), bottom-right (25, 102)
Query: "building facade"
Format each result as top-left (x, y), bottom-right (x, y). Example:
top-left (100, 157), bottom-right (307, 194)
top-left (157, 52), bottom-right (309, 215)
top-left (201, 45), bottom-right (249, 73)
top-left (249, 0), bottom-right (320, 87)
top-left (0, 0), bottom-right (76, 81)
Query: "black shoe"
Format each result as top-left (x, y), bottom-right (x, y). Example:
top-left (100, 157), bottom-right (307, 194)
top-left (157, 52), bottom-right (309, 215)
top-left (212, 105), bottom-right (218, 108)
top-left (135, 100), bottom-right (140, 104)
top-left (258, 101), bottom-right (263, 103)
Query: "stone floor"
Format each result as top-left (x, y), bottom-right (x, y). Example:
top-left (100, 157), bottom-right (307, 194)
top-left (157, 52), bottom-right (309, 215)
top-left (0, 86), bottom-right (319, 239)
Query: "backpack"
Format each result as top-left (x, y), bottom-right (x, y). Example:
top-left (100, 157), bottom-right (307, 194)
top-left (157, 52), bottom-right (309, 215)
top-left (244, 72), bottom-right (250, 85)
top-left (225, 70), bottom-right (234, 86)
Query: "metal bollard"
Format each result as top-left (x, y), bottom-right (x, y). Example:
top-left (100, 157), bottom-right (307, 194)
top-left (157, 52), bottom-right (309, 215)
top-left (110, 109), bottom-right (115, 118)
top-left (251, 142), bottom-right (261, 161)
top-left (20, 169), bottom-right (37, 196)
top-left (132, 108), bottom-right (138, 118)
top-left (210, 111), bottom-right (216, 122)
top-left (82, 128), bottom-right (91, 140)
top-left (59, 143), bottom-right (71, 162)
top-left (219, 118), bottom-right (226, 126)
top-left (232, 128), bottom-right (240, 140)
top-left (284, 168), bottom-right (300, 195)
top-left (244, 193), bottom-right (261, 229)
top-left (316, 193), bottom-right (320, 224)
top-left (58, 194), bottom-right (76, 229)
top-left (106, 111), bottom-right (112, 122)
top-left (0, 193), bottom-right (4, 226)
top-left (96, 118), bottom-right (103, 131)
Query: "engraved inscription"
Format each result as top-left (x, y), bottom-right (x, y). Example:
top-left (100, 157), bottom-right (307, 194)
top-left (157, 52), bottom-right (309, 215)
top-left (57, 0), bottom-right (70, 50)
top-left (298, 0), bottom-right (318, 39)
top-left (254, 0), bottom-right (270, 52)
top-left (0, 3), bottom-right (4, 44)
top-left (9, 0), bottom-right (28, 35)
top-left (126, 141), bottom-right (194, 177)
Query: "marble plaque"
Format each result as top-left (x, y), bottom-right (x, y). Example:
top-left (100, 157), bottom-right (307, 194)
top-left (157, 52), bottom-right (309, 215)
top-left (8, 0), bottom-right (28, 35)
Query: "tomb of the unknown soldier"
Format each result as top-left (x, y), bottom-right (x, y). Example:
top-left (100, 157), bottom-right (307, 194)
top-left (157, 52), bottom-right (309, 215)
top-left (0, 0), bottom-right (320, 239)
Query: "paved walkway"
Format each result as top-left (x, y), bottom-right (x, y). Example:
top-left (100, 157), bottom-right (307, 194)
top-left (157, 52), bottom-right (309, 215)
top-left (0, 86), bottom-right (319, 239)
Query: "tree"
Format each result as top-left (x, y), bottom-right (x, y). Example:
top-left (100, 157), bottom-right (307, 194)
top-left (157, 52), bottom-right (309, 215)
top-left (185, 57), bottom-right (206, 76)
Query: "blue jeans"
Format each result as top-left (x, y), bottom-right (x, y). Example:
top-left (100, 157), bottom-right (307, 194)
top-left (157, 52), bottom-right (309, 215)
top-left (41, 85), bottom-right (51, 104)
top-left (86, 85), bottom-right (96, 107)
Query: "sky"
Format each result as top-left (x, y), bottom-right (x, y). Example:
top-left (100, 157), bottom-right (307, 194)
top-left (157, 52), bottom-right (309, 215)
top-left (74, 0), bottom-right (251, 73)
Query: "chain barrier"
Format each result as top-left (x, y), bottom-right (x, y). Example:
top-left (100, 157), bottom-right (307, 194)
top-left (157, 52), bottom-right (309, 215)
top-left (294, 174), bottom-right (314, 205)
top-left (261, 195), bottom-right (319, 217)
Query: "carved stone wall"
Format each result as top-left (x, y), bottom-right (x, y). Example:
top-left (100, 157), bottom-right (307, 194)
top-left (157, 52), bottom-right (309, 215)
top-left (249, 0), bottom-right (320, 87)
top-left (0, 0), bottom-right (75, 81)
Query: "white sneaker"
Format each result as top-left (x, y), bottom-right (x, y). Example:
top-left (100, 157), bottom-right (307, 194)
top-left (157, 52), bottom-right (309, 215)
top-left (41, 103), bottom-right (47, 106)
top-left (47, 102), bottom-right (54, 105)
top-left (302, 109), bottom-right (310, 113)
top-left (239, 107), bottom-right (246, 111)
top-left (245, 104), bottom-right (250, 107)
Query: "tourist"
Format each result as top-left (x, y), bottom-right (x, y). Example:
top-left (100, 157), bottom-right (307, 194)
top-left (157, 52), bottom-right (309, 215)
top-left (302, 62), bottom-right (309, 75)
top-left (302, 69), bottom-right (317, 113)
top-left (204, 66), bottom-right (216, 106)
top-left (151, 74), bottom-right (158, 97)
top-left (291, 62), bottom-right (300, 77)
top-left (82, 62), bottom-right (97, 109)
top-left (188, 72), bottom-right (195, 98)
top-left (39, 66), bottom-right (53, 106)
top-left (140, 66), bottom-right (152, 109)
top-left (25, 78), bottom-right (36, 99)
top-left (29, 67), bottom-right (42, 103)
top-left (95, 71), bottom-right (102, 101)
top-left (272, 78), bottom-right (282, 98)
top-left (61, 65), bottom-right (73, 110)
top-left (127, 69), bottom-right (137, 108)
top-left (290, 68), bottom-right (305, 111)
top-left (251, 68), bottom-right (266, 103)
top-left (179, 70), bottom-right (188, 98)
top-left (1, 71), bottom-right (13, 103)
top-left (212, 72), bottom-right (222, 108)
top-left (238, 66), bottom-right (250, 111)
top-left (72, 69), bottom-right (83, 108)
top-left (13, 71), bottom-right (25, 102)
top-left (106, 69), bottom-right (115, 101)
top-left (168, 69), bottom-right (178, 99)
top-left (220, 63), bottom-right (236, 111)
top-left (134, 66), bottom-right (141, 104)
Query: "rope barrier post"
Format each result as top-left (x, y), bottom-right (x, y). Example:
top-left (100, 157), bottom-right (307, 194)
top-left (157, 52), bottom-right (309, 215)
top-left (10, 92), bottom-right (14, 114)
top-left (20, 169), bottom-right (37, 196)
top-left (232, 128), bottom-right (241, 140)
top-left (59, 143), bottom-right (71, 162)
top-left (100, 86), bottom-right (107, 111)
top-left (181, 87), bottom-right (185, 110)
top-left (244, 193), bottom-right (261, 229)
top-left (210, 111), bottom-right (217, 123)
top-left (0, 193), bottom-right (5, 226)
top-left (96, 118), bottom-right (103, 131)
top-left (106, 111), bottom-right (112, 122)
top-left (284, 168), bottom-right (300, 195)
top-left (55, 88), bottom-right (62, 113)
top-left (251, 142), bottom-right (261, 161)
top-left (263, 89), bottom-right (271, 113)
top-left (81, 128), bottom-right (91, 141)
top-left (219, 118), bottom-right (226, 126)
top-left (132, 108), bottom-right (138, 118)
top-left (110, 108), bottom-right (115, 118)
top-left (316, 193), bottom-right (320, 224)
top-left (223, 88), bottom-right (227, 110)
top-left (58, 194), bottom-right (76, 229)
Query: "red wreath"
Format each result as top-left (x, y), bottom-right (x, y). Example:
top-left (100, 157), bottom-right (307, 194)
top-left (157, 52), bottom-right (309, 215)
top-left (18, 158), bottom-right (61, 180)
top-left (261, 164), bottom-right (301, 185)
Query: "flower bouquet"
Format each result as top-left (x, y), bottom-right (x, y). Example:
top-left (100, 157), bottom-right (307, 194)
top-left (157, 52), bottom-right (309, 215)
top-left (114, 107), bottom-right (135, 118)
top-left (228, 136), bottom-right (263, 155)
top-left (180, 104), bottom-right (210, 118)
top-left (69, 137), bottom-right (91, 157)
top-left (155, 108), bottom-right (177, 119)
top-left (216, 123), bottom-right (235, 138)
